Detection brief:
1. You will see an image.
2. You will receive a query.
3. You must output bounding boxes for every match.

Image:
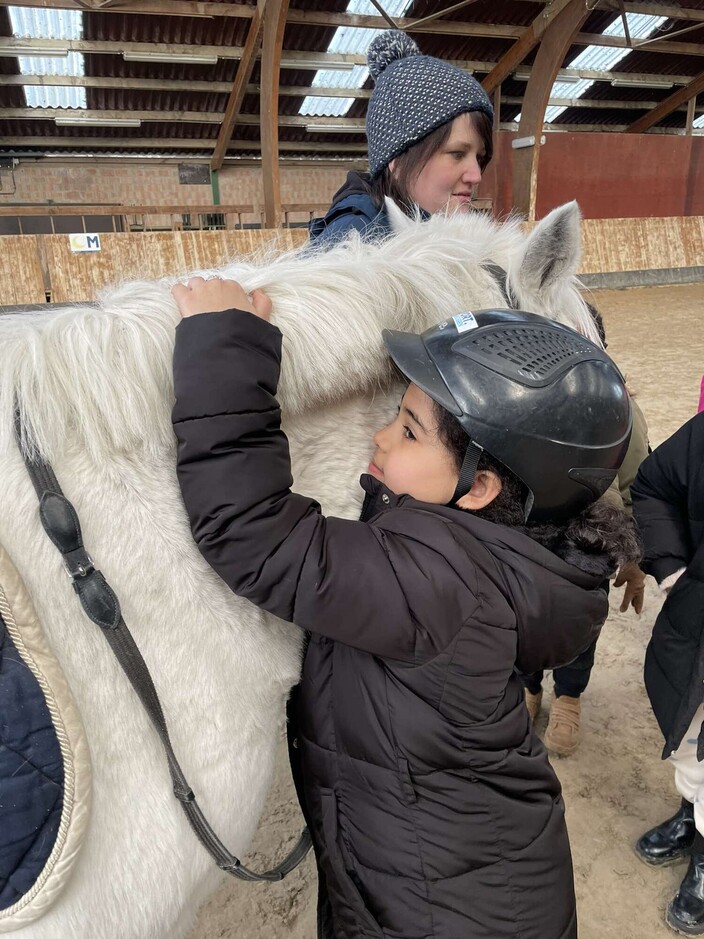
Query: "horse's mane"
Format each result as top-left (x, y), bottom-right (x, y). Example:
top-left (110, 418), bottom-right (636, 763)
top-left (1, 209), bottom-right (594, 466)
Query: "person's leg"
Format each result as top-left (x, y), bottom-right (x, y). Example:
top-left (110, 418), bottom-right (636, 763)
top-left (663, 706), bottom-right (704, 935)
top-left (552, 640), bottom-right (597, 699)
top-left (520, 669), bottom-right (544, 695)
top-left (545, 582), bottom-right (610, 757)
top-left (518, 669), bottom-right (544, 721)
top-left (635, 794), bottom-right (694, 866)
top-left (543, 638), bottom-right (598, 757)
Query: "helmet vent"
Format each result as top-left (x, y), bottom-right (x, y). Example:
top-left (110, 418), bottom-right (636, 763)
top-left (456, 325), bottom-right (599, 387)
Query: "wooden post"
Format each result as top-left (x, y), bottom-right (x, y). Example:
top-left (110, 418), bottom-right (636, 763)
top-left (260, 0), bottom-right (289, 229)
top-left (686, 96), bottom-right (696, 135)
top-left (493, 83), bottom-right (501, 143)
top-left (210, 0), bottom-right (267, 171)
top-left (482, 0), bottom-right (575, 96)
top-left (512, 0), bottom-right (591, 220)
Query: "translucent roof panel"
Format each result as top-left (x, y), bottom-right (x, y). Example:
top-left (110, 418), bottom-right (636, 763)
top-left (512, 12), bottom-right (668, 125)
top-left (299, 0), bottom-right (414, 118)
top-left (544, 12), bottom-right (668, 123)
top-left (695, 114), bottom-right (704, 129)
top-left (8, 6), bottom-right (86, 110)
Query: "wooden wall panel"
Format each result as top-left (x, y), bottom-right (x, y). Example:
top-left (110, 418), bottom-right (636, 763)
top-left (44, 229), bottom-right (308, 303)
top-left (0, 236), bottom-right (46, 305)
top-left (0, 220), bottom-right (700, 307)
top-left (579, 216), bottom-right (704, 274)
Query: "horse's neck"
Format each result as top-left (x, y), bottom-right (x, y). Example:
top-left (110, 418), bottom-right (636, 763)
top-left (286, 391), bottom-right (397, 520)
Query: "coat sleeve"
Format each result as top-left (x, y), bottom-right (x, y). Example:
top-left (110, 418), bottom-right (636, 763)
top-left (631, 416), bottom-right (696, 583)
top-left (172, 310), bottom-right (453, 662)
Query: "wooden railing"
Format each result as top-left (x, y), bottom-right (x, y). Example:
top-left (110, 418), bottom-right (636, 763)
top-left (0, 203), bottom-right (331, 234)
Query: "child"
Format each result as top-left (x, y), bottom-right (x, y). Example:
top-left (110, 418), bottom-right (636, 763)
top-left (171, 277), bottom-right (639, 939)
top-left (632, 412), bottom-right (704, 935)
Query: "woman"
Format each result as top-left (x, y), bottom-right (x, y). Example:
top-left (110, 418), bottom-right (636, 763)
top-left (310, 30), bottom-right (494, 246)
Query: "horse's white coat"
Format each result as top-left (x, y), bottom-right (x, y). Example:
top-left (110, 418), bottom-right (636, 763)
top-left (0, 203), bottom-right (592, 939)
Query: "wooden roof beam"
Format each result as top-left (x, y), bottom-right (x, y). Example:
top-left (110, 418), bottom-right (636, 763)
top-left (626, 69), bottom-right (704, 132)
top-left (512, 0), bottom-right (592, 220)
top-left (210, 0), bottom-right (266, 171)
top-left (2, 33), bottom-right (703, 63)
top-left (7, 70), bottom-right (698, 94)
top-left (482, 0), bottom-right (576, 95)
top-left (6, 0), bottom-right (704, 28)
top-left (7, 103), bottom-right (704, 124)
top-left (0, 136), bottom-right (370, 151)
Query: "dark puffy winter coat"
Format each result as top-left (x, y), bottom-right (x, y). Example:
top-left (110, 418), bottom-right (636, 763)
top-left (173, 310), bottom-right (611, 939)
top-left (309, 172), bottom-right (391, 247)
top-left (632, 413), bottom-right (704, 757)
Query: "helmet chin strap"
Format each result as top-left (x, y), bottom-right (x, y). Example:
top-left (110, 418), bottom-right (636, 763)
top-left (449, 441), bottom-right (483, 507)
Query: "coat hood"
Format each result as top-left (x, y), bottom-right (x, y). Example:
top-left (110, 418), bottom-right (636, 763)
top-left (329, 171), bottom-right (374, 207)
top-left (360, 474), bottom-right (609, 675)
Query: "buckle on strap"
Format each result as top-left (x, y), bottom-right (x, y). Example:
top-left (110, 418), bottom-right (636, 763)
top-left (63, 551), bottom-right (94, 580)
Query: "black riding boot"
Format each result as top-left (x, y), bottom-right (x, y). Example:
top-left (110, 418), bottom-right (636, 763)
top-left (667, 835), bottom-right (704, 936)
top-left (635, 799), bottom-right (695, 866)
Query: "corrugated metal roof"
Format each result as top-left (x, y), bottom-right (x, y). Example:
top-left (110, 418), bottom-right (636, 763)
top-left (299, 0), bottom-right (414, 118)
top-left (1, 0), bottom-right (702, 156)
top-left (521, 12), bottom-right (669, 124)
top-left (7, 6), bottom-right (86, 109)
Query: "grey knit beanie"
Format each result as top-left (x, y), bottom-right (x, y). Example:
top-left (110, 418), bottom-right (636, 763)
top-left (365, 30), bottom-right (494, 178)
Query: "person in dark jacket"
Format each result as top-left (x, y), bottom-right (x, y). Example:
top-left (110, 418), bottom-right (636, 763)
top-left (309, 29), bottom-right (494, 247)
top-left (519, 301), bottom-right (650, 756)
top-left (632, 412), bottom-right (704, 936)
top-left (171, 277), bottom-right (640, 939)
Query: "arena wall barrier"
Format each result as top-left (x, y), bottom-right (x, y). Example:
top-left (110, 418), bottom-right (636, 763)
top-left (578, 216), bottom-right (704, 289)
top-left (0, 229), bottom-right (308, 307)
top-left (0, 218), bottom-right (701, 308)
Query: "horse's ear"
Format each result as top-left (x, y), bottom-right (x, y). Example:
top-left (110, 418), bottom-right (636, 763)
top-left (518, 201), bottom-right (581, 295)
top-left (384, 197), bottom-right (415, 233)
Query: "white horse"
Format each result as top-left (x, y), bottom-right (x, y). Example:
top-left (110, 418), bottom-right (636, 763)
top-left (0, 201), bottom-right (596, 939)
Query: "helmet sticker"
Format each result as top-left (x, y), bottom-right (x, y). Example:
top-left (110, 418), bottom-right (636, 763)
top-left (452, 312), bottom-right (479, 334)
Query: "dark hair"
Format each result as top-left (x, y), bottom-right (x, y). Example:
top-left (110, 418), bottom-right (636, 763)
top-left (369, 110), bottom-right (494, 215)
top-left (585, 300), bottom-right (607, 348)
top-left (433, 402), bottom-right (641, 572)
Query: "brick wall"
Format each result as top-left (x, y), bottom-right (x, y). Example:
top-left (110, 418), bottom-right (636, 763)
top-left (0, 161), bottom-right (358, 210)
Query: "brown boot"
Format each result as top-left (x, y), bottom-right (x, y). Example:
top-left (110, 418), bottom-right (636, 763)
top-left (544, 694), bottom-right (581, 756)
top-left (524, 688), bottom-right (543, 722)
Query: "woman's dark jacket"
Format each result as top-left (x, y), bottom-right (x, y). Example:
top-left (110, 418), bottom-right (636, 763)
top-left (632, 412), bottom-right (704, 758)
top-left (172, 310), bottom-right (611, 939)
top-left (309, 172), bottom-right (391, 247)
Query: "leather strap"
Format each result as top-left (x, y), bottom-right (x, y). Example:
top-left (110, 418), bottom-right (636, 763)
top-left (16, 411), bottom-right (311, 883)
top-left (484, 262), bottom-right (518, 310)
top-left (449, 441), bottom-right (484, 505)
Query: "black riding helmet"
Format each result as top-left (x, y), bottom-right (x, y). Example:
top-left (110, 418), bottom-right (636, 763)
top-left (383, 309), bottom-right (632, 522)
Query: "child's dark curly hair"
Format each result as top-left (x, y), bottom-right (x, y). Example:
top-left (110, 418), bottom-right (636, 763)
top-left (434, 402), bottom-right (641, 572)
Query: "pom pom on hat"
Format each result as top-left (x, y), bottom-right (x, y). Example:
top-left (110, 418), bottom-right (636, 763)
top-left (367, 29), bottom-right (420, 82)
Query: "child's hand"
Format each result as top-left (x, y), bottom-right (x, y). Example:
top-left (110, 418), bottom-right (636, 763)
top-left (613, 561), bottom-right (646, 614)
top-left (172, 277), bottom-right (272, 320)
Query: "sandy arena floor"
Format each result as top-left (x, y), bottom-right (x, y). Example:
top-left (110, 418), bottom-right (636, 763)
top-left (188, 282), bottom-right (704, 939)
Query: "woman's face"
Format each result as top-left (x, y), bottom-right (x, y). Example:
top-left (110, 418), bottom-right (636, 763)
top-left (394, 112), bottom-right (486, 215)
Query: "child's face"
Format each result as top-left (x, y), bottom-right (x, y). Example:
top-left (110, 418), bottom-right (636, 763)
top-left (369, 384), bottom-right (459, 504)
